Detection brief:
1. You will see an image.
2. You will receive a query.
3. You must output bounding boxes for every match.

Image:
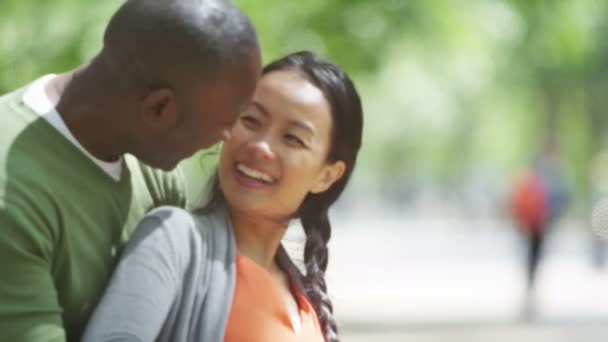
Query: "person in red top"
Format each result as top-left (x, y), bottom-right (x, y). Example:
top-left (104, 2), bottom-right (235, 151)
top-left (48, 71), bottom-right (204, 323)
top-left (511, 168), bottom-right (549, 291)
top-left (510, 138), bottom-right (570, 317)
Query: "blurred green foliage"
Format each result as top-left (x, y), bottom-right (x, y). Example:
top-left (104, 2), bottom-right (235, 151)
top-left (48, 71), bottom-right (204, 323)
top-left (3, 0), bottom-right (608, 208)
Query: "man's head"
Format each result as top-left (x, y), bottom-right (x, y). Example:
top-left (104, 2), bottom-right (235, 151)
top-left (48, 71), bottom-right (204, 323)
top-left (101, 0), bottom-right (261, 170)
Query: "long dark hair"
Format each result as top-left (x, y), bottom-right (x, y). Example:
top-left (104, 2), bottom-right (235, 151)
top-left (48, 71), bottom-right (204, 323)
top-left (201, 51), bottom-right (363, 342)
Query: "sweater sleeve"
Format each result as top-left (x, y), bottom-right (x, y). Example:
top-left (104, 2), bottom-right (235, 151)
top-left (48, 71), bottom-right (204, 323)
top-left (0, 206), bottom-right (65, 342)
top-left (81, 206), bottom-right (204, 342)
top-left (166, 165), bottom-right (190, 210)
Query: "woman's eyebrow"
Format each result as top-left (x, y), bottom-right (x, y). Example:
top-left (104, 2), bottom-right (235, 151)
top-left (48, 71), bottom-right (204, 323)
top-left (252, 101), bottom-right (315, 134)
top-left (287, 119), bottom-right (315, 134)
top-left (251, 101), bottom-right (270, 117)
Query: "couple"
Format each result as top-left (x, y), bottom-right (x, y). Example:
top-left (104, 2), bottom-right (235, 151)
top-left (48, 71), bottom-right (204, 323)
top-left (0, 0), bottom-right (363, 341)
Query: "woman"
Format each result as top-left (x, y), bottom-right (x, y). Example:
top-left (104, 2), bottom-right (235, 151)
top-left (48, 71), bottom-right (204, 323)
top-left (82, 51), bottom-right (363, 342)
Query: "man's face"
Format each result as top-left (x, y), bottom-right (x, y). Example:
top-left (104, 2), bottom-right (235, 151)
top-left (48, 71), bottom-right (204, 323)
top-left (135, 51), bottom-right (261, 171)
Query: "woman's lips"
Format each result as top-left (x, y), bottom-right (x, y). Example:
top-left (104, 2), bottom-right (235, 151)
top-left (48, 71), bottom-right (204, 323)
top-left (233, 162), bottom-right (277, 189)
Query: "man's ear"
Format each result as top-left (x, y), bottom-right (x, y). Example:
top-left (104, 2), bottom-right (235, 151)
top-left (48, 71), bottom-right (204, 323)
top-left (311, 160), bottom-right (346, 194)
top-left (140, 88), bottom-right (178, 129)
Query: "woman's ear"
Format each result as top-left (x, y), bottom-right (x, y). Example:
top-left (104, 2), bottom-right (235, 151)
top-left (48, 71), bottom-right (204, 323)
top-left (140, 88), bottom-right (178, 129)
top-left (311, 160), bottom-right (346, 194)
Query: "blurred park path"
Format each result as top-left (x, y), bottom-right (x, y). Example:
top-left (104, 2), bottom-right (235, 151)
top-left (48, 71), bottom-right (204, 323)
top-left (308, 210), bottom-right (608, 341)
top-left (340, 322), bottom-right (608, 342)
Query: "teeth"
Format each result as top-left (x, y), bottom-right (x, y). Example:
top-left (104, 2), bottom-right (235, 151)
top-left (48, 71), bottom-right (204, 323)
top-left (237, 164), bottom-right (274, 183)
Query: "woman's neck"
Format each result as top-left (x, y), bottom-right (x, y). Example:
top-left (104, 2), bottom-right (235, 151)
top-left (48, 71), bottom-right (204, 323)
top-left (229, 208), bottom-right (290, 271)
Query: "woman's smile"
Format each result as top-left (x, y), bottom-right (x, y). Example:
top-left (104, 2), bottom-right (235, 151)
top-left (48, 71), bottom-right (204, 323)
top-left (234, 162), bottom-right (277, 189)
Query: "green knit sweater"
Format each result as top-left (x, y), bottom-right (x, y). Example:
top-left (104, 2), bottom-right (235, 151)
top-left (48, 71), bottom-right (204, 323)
top-left (0, 85), bottom-right (188, 342)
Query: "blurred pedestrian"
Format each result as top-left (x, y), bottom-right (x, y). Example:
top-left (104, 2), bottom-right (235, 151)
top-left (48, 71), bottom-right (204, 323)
top-left (509, 137), bottom-right (569, 317)
top-left (511, 168), bottom-right (548, 291)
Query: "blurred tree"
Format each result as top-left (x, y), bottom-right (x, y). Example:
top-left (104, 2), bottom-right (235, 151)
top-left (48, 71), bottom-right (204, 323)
top-left (3, 0), bottom-right (608, 211)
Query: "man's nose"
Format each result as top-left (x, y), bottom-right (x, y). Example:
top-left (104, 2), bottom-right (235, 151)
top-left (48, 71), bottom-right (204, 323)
top-left (220, 128), bottom-right (232, 142)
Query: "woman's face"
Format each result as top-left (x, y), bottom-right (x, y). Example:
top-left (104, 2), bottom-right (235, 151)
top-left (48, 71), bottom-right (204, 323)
top-left (218, 70), bottom-right (345, 220)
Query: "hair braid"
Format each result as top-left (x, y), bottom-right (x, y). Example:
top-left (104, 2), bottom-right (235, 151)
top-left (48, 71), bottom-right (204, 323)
top-left (301, 208), bottom-right (339, 342)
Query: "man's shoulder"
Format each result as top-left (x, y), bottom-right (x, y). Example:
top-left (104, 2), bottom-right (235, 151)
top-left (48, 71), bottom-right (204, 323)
top-left (124, 155), bottom-right (189, 207)
top-left (125, 155), bottom-right (185, 182)
top-left (0, 85), bottom-right (37, 127)
top-left (0, 82), bottom-right (56, 171)
top-left (0, 86), bottom-right (36, 148)
top-left (0, 85), bottom-right (27, 108)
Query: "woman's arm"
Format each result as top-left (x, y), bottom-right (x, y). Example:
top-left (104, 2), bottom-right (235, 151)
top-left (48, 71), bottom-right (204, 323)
top-left (82, 206), bottom-right (203, 342)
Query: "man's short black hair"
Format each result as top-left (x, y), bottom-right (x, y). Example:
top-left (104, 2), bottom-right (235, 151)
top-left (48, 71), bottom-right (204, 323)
top-left (102, 0), bottom-right (259, 87)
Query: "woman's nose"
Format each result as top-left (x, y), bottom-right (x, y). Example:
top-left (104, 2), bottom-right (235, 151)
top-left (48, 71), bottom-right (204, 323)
top-left (248, 138), bottom-right (274, 160)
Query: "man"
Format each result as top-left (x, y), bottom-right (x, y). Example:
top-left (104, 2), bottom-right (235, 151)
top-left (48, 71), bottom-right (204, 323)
top-left (0, 0), bottom-right (261, 340)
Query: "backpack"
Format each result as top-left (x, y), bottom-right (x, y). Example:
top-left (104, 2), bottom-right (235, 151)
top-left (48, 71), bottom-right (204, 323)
top-left (510, 169), bottom-right (549, 235)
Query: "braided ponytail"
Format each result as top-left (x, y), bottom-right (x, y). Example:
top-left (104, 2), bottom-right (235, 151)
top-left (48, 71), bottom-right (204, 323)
top-left (301, 209), bottom-right (339, 342)
top-left (275, 206), bottom-right (339, 342)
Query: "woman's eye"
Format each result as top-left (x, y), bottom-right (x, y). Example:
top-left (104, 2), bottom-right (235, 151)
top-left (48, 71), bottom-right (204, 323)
top-left (285, 134), bottom-right (305, 147)
top-left (240, 115), bottom-right (260, 128)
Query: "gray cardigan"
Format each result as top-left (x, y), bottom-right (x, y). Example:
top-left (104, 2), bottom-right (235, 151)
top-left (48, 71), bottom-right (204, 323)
top-left (81, 206), bottom-right (237, 342)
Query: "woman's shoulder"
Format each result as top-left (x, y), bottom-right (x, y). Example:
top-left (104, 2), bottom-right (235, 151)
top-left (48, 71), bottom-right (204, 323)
top-left (144, 205), bottom-right (226, 227)
top-left (125, 206), bottom-right (208, 262)
top-left (139, 205), bottom-right (201, 239)
top-left (131, 205), bottom-right (230, 258)
top-left (144, 205), bottom-right (198, 228)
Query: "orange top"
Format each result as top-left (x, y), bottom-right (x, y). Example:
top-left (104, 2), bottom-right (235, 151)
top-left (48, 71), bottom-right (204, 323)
top-left (224, 254), bottom-right (325, 342)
